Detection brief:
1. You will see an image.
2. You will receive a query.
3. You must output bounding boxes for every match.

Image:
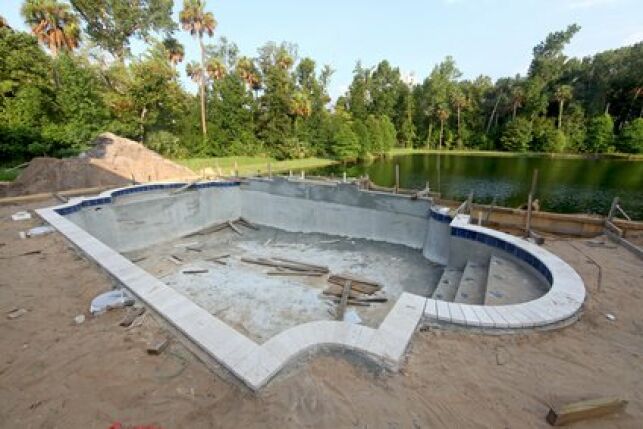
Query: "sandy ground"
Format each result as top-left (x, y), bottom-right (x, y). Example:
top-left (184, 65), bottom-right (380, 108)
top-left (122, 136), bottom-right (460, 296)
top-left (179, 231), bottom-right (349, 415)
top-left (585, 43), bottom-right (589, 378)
top-left (1, 200), bottom-right (642, 428)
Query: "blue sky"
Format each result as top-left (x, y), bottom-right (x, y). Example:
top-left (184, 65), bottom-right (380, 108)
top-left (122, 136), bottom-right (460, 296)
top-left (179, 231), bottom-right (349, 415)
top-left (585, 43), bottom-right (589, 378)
top-left (2, 0), bottom-right (642, 100)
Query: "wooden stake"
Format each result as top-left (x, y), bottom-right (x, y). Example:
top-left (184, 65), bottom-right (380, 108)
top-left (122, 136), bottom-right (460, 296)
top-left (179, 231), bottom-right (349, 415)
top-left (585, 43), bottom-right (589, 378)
top-left (395, 164), bottom-right (400, 193)
top-left (546, 397), bottom-right (627, 426)
top-left (336, 280), bottom-right (352, 321)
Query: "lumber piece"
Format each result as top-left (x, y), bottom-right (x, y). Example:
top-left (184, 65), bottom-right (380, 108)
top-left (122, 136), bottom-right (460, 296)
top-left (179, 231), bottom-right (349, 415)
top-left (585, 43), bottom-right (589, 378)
top-left (336, 281), bottom-right (352, 320)
top-left (182, 269), bottom-right (208, 275)
top-left (546, 397), bottom-right (628, 426)
top-left (326, 278), bottom-right (380, 294)
top-left (119, 307), bottom-right (146, 327)
top-left (328, 273), bottom-right (382, 288)
top-left (147, 337), bottom-right (169, 355)
top-left (323, 285), bottom-right (362, 299)
top-left (237, 217), bottom-right (259, 230)
top-left (270, 257), bottom-right (329, 272)
top-left (321, 296), bottom-right (371, 307)
top-left (267, 271), bottom-right (325, 277)
top-left (171, 180), bottom-right (199, 195)
top-left (227, 221), bottom-right (243, 235)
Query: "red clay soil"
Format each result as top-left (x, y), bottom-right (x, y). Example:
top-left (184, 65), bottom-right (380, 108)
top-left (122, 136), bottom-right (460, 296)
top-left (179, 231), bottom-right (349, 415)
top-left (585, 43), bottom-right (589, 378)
top-left (0, 201), bottom-right (642, 428)
top-left (1, 133), bottom-right (196, 197)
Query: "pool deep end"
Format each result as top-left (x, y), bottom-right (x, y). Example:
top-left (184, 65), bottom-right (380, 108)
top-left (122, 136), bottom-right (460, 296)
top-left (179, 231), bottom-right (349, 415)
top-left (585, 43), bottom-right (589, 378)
top-left (37, 178), bottom-right (585, 390)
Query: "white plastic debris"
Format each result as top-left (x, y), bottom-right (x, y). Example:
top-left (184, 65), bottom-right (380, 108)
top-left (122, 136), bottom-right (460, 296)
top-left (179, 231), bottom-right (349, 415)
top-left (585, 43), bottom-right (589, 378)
top-left (26, 225), bottom-right (55, 237)
top-left (605, 313), bottom-right (616, 321)
top-left (90, 290), bottom-right (134, 315)
top-left (74, 314), bottom-right (85, 324)
top-left (344, 309), bottom-right (362, 324)
top-left (11, 211), bottom-right (31, 221)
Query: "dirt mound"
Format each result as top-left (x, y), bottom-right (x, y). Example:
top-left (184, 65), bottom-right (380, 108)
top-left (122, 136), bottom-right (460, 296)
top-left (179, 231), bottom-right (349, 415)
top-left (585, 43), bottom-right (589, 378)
top-left (2, 133), bottom-right (197, 197)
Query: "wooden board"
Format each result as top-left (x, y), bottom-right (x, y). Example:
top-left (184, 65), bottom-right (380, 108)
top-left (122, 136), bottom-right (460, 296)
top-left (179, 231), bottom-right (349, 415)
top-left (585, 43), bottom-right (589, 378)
top-left (327, 278), bottom-right (380, 294)
top-left (147, 337), bottom-right (169, 355)
top-left (546, 397), bottom-right (628, 426)
top-left (336, 281), bottom-right (352, 321)
top-left (328, 273), bottom-right (382, 288)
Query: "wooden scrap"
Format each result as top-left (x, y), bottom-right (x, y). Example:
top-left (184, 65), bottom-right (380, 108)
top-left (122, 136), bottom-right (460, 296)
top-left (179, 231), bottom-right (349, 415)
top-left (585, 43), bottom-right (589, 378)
top-left (335, 281), bottom-right (352, 320)
top-left (186, 246), bottom-right (202, 252)
top-left (131, 256), bottom-right (147, 263)
top-left (167, 255), bottom-right (183, 265)
top-left (546, 397), bottom-right (628, 426)
top-left (237, 217), bottom-right (259, 230)
top-left (171, 180), bottom-right (199, 195)
top-left (323, 284), bottom-right (362, 299)
top-left (52, 192), bottom-right (68, 203)
top-left (147, 337), bottom-right (169, 355)
top-left (227, 221), bottom-right (243, 235)
top-left (7, 308), bottom-right (28, 320)
top-left (271, 257), bottom-right (329, 273)
top-left (119, 307), bottom-right (146, 327)
top-left (320, 296), bottom-right (372, 307)
top-left (182, 269), bottom-right (208, 275)
top-left (327, 275), bottom-right (381, 294)
top-left (267, 270), bottom-right (324, 277)
top-left (241, 257), bottom-right (327, 273)
top-left (329, 273), bottom-right (381, 288)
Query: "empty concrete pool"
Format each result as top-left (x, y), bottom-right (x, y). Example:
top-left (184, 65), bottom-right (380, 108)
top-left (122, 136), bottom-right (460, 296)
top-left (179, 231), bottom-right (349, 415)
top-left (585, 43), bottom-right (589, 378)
top-left (37, 177), bottom-right (586, 390)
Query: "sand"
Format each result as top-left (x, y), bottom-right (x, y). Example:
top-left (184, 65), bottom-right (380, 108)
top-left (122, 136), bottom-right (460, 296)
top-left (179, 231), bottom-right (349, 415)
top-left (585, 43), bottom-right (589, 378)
top-left (0, 200), bottom-right (642, 428)
top-left (1, 133), bottom-right (197, 197)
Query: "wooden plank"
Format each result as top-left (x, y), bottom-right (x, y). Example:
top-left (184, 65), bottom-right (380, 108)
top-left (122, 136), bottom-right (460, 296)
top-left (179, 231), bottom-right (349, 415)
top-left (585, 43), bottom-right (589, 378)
top-left (327, 278), bottom-right (380, 294)
top-left (323, 285), bottom-right (362, 299)
top-left (267, 271), bottom-right (324, 276)
top-left (328, 273), bottom-right (382, 288)
top-left (336, 281), bottom-right (352, 320)
top-left (322, 295), bottom-right (386, 304)
top-left (546, 397), bottom-right (627, 426)
top-left (237, 217), bottom-right (259, 230)
top-left (119, 307), bottom-right (146, 327)
top-left (270, 257), bottom-right (329, 272)
top-left (147, 337), bottom-right (169, 355)
top-left (321, 296), bottom-right (371, 307)
top-left (227, 221), bottom-right (243, 235)
top-left (182, 269), bottom-right (208, 275)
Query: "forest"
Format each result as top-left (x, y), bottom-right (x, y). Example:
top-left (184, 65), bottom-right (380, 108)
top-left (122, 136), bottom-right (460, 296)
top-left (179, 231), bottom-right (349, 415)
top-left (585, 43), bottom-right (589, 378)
top-left (1, 0), bottom-right (642, 165)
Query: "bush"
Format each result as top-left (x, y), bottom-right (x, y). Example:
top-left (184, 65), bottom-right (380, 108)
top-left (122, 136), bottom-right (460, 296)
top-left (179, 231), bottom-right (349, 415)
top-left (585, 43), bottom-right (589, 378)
top-left (500, 118), bottom-right (532, 152)
top-left (145, 130), bottom-right (188, 158)
top-left (585, 114), bottom-right (614, 153)
top-left (618, 118), bottom-right (643, 153)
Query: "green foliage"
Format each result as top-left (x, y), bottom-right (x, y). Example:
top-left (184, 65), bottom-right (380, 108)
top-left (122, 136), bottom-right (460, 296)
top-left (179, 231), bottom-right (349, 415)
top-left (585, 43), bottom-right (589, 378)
top-left (585, 115), bottom-right (614, 153)
top-left (145, 130), bottom-right (188, 158)
top-left (618, 118), bottom-right (643, 153)
top-left (501, 118), bottom-right (532, 152)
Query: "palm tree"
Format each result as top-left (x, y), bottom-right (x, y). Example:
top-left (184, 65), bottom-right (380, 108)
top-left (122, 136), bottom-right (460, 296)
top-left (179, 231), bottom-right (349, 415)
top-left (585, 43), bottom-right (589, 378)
top-left (437, 105), bottom-right (450, 151)
top-left (180, 0), bottom-right (217, 137)
top-left (21, 0), bottom-right (80, 57)
top-left (186, 61), bottom-right (206, 85)
top-left (236, 56), bottom-right (261, 95)
top-left (554, 85), bottom-right (573, 129)
top-left (276, 50), bottom-right (294, 70)
top-left (290, 91), bottom-right (311, 118)
top-left (163, 37), bottom-right (185, 71)
top-left (206, 57), bottom-right (227, 81)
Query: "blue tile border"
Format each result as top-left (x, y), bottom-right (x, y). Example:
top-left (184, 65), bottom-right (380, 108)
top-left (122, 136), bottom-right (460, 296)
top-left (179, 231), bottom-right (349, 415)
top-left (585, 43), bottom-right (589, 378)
top-left (451, 226), bottom-right (553, 285)
top-left (54, 180), bottom-right (241, 216)
top-left (429, 208), bottom-right (452, 224)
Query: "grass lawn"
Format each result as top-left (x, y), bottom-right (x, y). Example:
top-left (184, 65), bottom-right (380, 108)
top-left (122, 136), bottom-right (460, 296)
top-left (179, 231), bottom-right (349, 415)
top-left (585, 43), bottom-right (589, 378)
top-left (175, 156), bottom-right (338, 176)
top-left (0, 166), bottom-right (22, 182)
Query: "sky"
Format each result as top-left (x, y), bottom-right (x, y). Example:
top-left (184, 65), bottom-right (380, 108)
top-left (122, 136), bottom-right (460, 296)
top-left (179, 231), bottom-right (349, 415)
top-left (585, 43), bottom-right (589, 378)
top-left (2, 0), bottom-right (642, 101)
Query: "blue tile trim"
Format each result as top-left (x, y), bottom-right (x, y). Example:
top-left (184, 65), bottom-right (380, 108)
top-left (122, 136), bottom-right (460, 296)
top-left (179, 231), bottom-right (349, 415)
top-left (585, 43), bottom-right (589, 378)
top-left (429, 209), bottom-right (452, 224)
top-left (54, 181), bottom-right (241, 216)
top-left (451, 226), bottom-right (553, 285)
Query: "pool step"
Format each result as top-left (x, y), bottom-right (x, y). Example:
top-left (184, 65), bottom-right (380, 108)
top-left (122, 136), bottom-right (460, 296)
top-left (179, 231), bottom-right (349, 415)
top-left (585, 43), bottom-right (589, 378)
top-left (431, 268), bottom-right (463, 302)
top-left (453, 261), bottom-right (488, 305)
top-left (485, 254), bottom-right (547, 305)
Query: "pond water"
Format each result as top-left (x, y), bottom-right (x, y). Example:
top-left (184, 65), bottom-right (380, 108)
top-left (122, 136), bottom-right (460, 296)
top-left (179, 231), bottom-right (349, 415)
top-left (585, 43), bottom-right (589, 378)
top-left (310, 154), bottom-right (643, 220)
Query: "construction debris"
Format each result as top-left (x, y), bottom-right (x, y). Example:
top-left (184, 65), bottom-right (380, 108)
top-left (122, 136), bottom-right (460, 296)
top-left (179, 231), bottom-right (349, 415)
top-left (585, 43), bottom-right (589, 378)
top-left (327, 274), bottom-right (381, 294)
top-left (227, 221), bottom-right (243, 235)
top-left (7, 308), bottom-right (28, 320)
top-left (74, 314), bottom-right (85, 325)
top-left (241, 257), bottom-right (329, 273)
top-left (182, 269), bottom-right (209, 275)
top-left (26, 225), bottom-right (55, 237)
top-left (546, 397), bottom-right (628, 426)
top-left (0, 249), bottom-right (42, 259)
top-left (147, 337), bottom-right (169, 355)
top-left (90, 290), bottom-right (134, 315)
top-left (119, 307), bottom-right (146, 327)
top-left (267, 270), bottom-right (324, 277)
top-left (335, 281), bottom-right (352, 320)
top-left (11, 211), bottom-right (31, 221)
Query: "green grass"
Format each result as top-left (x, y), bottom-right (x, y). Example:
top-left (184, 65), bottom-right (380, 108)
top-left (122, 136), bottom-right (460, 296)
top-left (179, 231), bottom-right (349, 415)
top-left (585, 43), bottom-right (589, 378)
top-left (175, 156), bottom-right (338, 176)
top-left (387, 147), bottom-right (643, 160)
top-left (0, 166), bottom-right (22, 182)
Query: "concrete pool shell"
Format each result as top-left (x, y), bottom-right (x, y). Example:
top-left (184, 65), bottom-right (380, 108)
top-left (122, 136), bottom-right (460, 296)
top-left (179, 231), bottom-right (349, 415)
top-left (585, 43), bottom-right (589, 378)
top-left (36, 177), bottom-right (586, 391)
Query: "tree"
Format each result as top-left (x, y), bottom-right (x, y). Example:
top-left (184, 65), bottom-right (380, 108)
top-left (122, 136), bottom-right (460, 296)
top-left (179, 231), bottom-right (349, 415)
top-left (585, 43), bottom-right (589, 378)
top-left (347, 61), bottom-right (370, 120)
top-left (206, 57), bottom-right (227, 81)
top-left (501, 118), bottom-right (532, 152)
top-left (163, 37), bottom-right (185, 71)
top-left (585, 114), bottom-right (614, 153)
top-left (450, 86), bottom-right (469, 147)
top-left (22, 0), bottom-right (81, 57)
top-left (436, 105), bottom-right (450, 150)
top-left (510, 83), bottom-right (525, 120)
top-left (236, 56), bottom-right (261, 95)
top-left (554, 85), bottom-right (573, 129)
top-left (70, 0), bottom-right (175, 61)
top-left (180, 0), bottom-right (217, 137)
top-left (618, 118), bottom-right (643, 153)
top-left (0, 15), bottom-right (10, 29)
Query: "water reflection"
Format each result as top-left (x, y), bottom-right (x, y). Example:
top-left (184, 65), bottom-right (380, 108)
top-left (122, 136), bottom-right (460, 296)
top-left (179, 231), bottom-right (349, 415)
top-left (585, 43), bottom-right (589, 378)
top-left (310, 154), bottom-right (643, 219)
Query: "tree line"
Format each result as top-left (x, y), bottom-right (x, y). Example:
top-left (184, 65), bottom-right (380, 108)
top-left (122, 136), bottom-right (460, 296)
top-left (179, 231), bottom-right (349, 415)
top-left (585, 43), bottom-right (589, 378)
top-left (1, 1), bottom-right (641, 165)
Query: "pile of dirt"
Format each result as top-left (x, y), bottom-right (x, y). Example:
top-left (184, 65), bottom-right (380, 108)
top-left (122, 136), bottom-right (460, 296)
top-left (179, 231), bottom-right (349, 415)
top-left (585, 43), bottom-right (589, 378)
top-left (1, 133), bottom-right (197, 197)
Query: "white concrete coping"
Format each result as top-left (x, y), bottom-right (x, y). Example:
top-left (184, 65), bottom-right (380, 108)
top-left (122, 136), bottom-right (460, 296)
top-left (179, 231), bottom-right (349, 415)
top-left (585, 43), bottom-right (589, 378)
top-left (423, 214), bottom-right (586, 329)
top-left (36, 194), bottom-right (426, 391)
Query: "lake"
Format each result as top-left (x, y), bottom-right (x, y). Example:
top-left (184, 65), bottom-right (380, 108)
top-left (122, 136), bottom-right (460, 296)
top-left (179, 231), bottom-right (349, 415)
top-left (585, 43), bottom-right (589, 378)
top-left (310, 154), bottom-right (643, 220)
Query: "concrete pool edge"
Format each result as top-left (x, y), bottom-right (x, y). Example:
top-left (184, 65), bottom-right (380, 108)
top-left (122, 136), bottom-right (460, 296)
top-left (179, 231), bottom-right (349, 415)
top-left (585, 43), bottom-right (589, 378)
top-left (35, 179), bottom-right (586, 390)
top-left (36, 200), bottom-right (426, 391)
